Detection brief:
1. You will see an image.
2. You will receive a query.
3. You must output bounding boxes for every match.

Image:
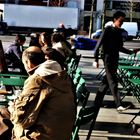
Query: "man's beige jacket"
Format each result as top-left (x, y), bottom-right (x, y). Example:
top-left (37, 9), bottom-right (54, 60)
top-left (11, 60), bottom-right (76, 140)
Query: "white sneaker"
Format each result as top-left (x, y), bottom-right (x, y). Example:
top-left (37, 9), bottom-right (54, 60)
top-left (117, 106), bottom-right (127, 112)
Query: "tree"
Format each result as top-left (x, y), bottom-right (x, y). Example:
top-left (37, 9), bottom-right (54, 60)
top-left (89, 0), bottom-right (94, 38)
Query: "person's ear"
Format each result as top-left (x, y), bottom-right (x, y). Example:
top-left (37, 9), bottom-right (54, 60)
top-left (24, 59), bottom-right (34, 71)
top-left (113, 18), bottom-right (116, 22)
top-left (27, 60), bottom-right (35, 69)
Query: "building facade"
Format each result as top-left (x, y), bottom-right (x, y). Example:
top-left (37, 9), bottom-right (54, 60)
top-left (0, 0), bottom-right (140, 33)
top-left (82, 0), bottom-right (140, 33)
top-left (95, 0), bottom-right (140, 31)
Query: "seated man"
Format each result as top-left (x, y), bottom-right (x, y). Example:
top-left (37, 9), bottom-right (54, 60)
top-left (9, 46), bottom-right (76, 140)
top-left (5, 34), bottom-right (26, 73)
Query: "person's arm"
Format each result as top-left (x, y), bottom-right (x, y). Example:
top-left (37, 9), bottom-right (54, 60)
top-left (93, 29), bottom-right (105, 68)
top-left (94, 34), bottom-right (103, 60)
top-left (120, 47), bottom-right (140, 55)
top-left (10, 75), bottom-right (49, 129)
top-left (12, 46), bottom-right (21, 60)
top-left (120, 46), bottom-right (133, 55)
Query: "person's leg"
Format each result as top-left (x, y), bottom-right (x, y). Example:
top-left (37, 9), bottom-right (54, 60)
top-left (105, 68), bottom-right (121, 108)
top-left (94, 75), bottom-right (109, 109)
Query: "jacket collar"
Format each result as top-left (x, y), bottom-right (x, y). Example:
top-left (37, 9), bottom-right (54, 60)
top-left (27, 65), bottom-right (40, 75)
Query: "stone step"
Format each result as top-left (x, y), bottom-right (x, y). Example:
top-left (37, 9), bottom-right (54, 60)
top-left (79, 130), bottom-right (140, 139)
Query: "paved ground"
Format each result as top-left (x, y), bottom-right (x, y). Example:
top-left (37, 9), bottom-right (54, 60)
top-left (76, 48), bottom-right (140, 140)
top-left (1, 35), bottom-right (140, 140)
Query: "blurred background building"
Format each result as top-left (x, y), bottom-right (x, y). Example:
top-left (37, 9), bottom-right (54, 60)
top-left (0, 0), bottom-right (140, 34)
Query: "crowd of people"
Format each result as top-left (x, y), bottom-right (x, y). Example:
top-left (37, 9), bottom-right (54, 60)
top-left (0, 11), bottom-right (140, 139)
top-left (5, 27), bottom-right (76, 73)
top-left (0, 27), bottom-right (77, 140)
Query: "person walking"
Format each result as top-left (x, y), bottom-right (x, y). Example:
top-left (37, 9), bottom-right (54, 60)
top-left (93, 11), bottom-right (138, 112)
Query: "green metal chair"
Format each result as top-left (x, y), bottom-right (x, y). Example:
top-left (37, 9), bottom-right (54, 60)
top-left (76, 83), bottom-right (90, 108)
top-left (72, 78), bottom-right (98, 140)
top-left (0, 76), bottom-right (26, 87)
top-left (118, 53), bottom-right (136, 66)
top-left (67, 54), bottom-right (81, 78)
top-left (127, 78), bottom-right (140, 125)
top-left (71, 106), bottom-right (95, 140)
top-left (0, 73), bottom-right (27, 106)
top-left (73, 73), bottom-right (81, 86)
top-left (117, 65), bottom-right (140, 100)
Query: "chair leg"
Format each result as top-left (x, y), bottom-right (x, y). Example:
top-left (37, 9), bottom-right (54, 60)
top-left (96, 68), bottom-right (105, 80)
top-left (86, 108), bottom-right (100, 140)
top-left (128, 111), bottom-right (140, 126)
top-left (86, 119), bottom-right (96, 140)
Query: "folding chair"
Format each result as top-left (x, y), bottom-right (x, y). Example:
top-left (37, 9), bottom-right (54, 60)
top-left (127, 78), bottom-right (140, 125)
top-left (117, 65), bottom-right (140, 100)
top-left (67, 54), bottom-right (81, 78)
top-left (0, 73), bottom-right (27, 106)
top-left (0, 74), bottom-right (27, 87)
top-left (76, 83), bottom-right (90, 108)
top-left (73, 73), bottom-right (81, 86)
top-left (75, 67), bottom-right (82, 75)
top-left (118, 53), bottom-right (136, 66)
top-left (71, 106), bottom-right (95, 140)
top-left (71, 83), bottom-right (102, 139)
top-left (71, 74), bottom-right (101, 139)
top-left (76, 77), bottom-right (86, 91)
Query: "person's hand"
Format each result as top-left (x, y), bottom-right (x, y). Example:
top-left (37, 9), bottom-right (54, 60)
top-left (93, 61), bottom-right (99, 68)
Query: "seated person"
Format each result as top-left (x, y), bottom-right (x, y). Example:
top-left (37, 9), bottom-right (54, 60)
top-left (51, 32), bottom-right (74, 59)
top-left (8, 46), bottom-right (76, 140)
top-left (29, 33), bottom-right (41, 48)
top-left (39, 32), bottom-right (52, 51)
top-left (5, 34), bottom-right (26, 73)
top-left (44, 48), bottom-right (66, 70)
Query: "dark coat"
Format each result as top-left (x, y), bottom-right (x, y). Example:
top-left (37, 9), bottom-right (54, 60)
top-left (5, 42), bottom-right (23, 69)
top-left (94, 26), bottom-right (133, 71)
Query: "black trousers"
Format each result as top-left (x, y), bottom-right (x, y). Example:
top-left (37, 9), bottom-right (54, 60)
top-left (94, 66), bottom-right (121, 108)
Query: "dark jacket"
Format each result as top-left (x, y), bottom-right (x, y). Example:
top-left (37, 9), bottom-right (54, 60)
top-left (94, 26), bottom-right (133, 71)
top-left (5, 43), bottom-right (23, 68)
